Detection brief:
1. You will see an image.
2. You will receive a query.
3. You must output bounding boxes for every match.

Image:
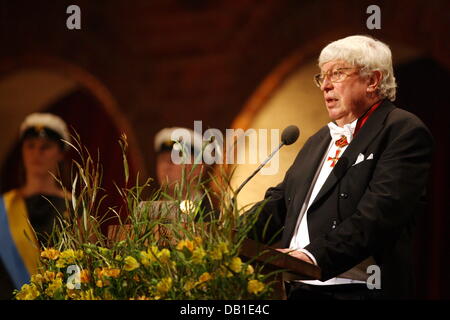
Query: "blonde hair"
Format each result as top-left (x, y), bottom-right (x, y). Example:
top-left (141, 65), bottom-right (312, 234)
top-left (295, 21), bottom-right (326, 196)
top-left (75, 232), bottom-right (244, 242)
top-left (319, 35), bottom-right (397, 101)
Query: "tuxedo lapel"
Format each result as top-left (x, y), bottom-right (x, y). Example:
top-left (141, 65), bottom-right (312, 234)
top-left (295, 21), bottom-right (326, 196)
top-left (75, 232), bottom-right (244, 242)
top-left (283, 127), bottom-right (331, 239)
top-left (308, 100), bottom-right (395, 212)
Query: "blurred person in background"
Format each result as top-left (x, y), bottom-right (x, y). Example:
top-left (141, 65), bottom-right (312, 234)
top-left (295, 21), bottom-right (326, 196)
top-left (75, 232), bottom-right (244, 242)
top-left (0, 113), bottom-right (70, 299)
top-left (153, 127), bottom-right (216, 219)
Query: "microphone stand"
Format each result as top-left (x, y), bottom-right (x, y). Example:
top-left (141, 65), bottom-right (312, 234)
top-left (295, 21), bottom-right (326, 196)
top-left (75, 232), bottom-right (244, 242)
top-left (233, 141), bottom-right (285, 200)
top-left (229, 141), bottom-right (285, 240)
top-left (227, 124), bottom-right (298, 238)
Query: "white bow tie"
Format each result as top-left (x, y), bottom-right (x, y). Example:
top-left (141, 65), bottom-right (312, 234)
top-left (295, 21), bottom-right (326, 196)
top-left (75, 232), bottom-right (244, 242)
top-left (327, 121), bottom-right (356, 144)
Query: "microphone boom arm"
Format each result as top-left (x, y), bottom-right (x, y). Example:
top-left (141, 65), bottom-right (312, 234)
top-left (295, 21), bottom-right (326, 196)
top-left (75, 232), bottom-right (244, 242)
top-left (234, 142), bottom-right (284, 196)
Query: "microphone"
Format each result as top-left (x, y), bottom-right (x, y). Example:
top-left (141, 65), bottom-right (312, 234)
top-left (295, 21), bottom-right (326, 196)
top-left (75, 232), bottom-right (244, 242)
top-left (234, 125), bottom-right (300, 196)
top-left (281, 125), bottom-right (300, 146)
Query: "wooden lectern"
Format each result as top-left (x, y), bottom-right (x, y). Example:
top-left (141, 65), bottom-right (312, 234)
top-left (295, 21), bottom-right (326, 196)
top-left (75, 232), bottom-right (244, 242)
top-left (239, 237), bottom-right (321, 299)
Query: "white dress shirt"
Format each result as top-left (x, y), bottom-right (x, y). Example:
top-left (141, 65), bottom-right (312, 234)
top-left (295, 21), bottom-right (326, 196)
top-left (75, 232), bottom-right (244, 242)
top-left (289, 119), bottom-right (366, 285)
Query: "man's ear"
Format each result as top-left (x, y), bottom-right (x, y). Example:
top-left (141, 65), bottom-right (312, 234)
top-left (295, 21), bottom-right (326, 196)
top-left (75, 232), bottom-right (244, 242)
top-left (366, 70), bottom-right (383, 94)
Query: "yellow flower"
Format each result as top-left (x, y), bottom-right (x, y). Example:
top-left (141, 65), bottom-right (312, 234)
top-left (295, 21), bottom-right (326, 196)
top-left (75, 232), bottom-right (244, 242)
top-left (66, 289), bottom-right (80, 299)
top-left (31, 273), bottom-right (44, 286)
top-left (193, 236), bottom-right (203, 246)
top-left (76, 250), bottom-right (84, 259)
top-left (103, 268), bottom-right (121, 278)
top-left (246, 264), bottom-right (254, 275)
top-left (141, 246), bottom-right (160, 266)
top-left (95, 267), bottom-right (118, 279)
top-left (140, 251), bottom-right (152, 266)
top-left (196, 272), bottom-right (212, 292)
top-left (156, 277), bottom-right (172, 295)
top-left (96, 280), bottom-right (104, 288)
top-left (183, 280), bottom-right (195, 292)
top-left (148, 245), bottom-right (160, 257)
top-left (124, 256), bottom-right (140, 271)
top-left (15, 283), bottom-right (40, 300)
top-left (198, 272), bottom-right (212, 283)
top-left (60, 249), bottom-right (75, 258)
top-left (130, 295), bottom-right (150, 300)
top-left (43, 271), bottom-right (56, 282)
top-left (61, 249), bottom-right (83, 261)
top-left (55, 259), bottom-right (67, 268)
top-left (191, 247), bottom-right (206, 264)
top-left (218, 241), bottom-right (229, 255)
top-left (157, 248), bottom-right (171, 264)
top-left (209, 247), bottom-right (222, 260)
top-left (115, 254), bottom-right (122, 261)
top-left (247, 279), bottom-right (265, 295)
top-left (44, 270), bottom-right (64, 282)
top-left (79, 289), bottom-right (99, 300)
top-left (94, 267), bottom-right (102, 277)
top-left (41, 248), bottom-right (60, 260)
top-left (80, 269), bottom-right (90, 283)
top-left (209, 241), bottom-right (229, 260)
top-left (55, 249), bottom-right (83, 268)
top-left (229, 257), bottom-right (242, 273)
top-left (45, 278), bottom-right (63, 297)
top-left (176, 239), bottom-right (194, 252)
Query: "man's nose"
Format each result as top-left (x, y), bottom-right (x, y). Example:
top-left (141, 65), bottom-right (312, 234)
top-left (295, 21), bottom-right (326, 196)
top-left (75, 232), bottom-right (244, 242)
top-left (320, 76), bottom-right (333, 91)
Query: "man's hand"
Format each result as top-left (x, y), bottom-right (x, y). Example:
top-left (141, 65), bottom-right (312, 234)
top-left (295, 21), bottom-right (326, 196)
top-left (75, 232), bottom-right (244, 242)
top-left (276, 248), bottom-right (314, 264)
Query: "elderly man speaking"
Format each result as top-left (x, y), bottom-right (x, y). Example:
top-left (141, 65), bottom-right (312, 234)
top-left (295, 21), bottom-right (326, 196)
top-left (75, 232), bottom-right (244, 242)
top-left (249, 35), bottom-right (433, 299)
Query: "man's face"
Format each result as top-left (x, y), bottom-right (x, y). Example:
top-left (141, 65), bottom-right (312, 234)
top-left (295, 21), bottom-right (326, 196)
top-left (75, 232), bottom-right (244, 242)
top-left (320, 60), bottom-right (371, 126)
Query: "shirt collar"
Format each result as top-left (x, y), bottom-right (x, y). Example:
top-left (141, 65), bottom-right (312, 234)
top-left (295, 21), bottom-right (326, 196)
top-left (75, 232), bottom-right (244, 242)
top-left (327, 118), bottom-right (358, 144)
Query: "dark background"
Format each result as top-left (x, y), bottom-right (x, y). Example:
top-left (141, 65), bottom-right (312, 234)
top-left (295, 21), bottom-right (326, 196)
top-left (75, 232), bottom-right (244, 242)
top-left (0, 0), bottom-right (448, 299)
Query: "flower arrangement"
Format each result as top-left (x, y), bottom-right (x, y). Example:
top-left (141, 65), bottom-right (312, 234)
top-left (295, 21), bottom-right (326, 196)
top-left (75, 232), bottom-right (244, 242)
top-left (13, 134), bottom-right (275, 300)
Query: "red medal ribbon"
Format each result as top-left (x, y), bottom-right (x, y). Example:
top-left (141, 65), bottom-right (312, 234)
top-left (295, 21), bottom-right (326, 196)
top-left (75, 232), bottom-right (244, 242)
top-left (354, 100), bottom-right (383, 137)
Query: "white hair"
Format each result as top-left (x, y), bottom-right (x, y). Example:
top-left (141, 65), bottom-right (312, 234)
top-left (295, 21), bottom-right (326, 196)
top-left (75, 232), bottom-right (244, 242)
top-left (318, 35), bottom-right (397, 101)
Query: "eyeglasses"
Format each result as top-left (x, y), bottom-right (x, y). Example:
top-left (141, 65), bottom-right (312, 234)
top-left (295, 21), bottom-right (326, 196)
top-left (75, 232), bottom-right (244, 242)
top-left (313, 67), bottom-right (360, 87)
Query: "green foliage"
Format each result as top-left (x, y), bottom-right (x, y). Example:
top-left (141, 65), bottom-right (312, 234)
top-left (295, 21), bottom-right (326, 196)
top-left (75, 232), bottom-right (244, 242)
top-left (14, 133), bottom-right (275, 300)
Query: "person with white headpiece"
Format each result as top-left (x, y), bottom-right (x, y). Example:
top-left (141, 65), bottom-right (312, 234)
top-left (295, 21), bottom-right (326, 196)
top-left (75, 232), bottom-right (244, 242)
top-left (0, 113), bottom-right (71, 299)
top-left (152, 127), bottom-right (217, 221)
top-left (154, 127), bottom-right (208, 197)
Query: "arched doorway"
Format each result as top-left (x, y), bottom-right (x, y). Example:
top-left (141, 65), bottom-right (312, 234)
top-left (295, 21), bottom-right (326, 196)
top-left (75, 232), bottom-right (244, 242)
top-left (0, 58), bottom-right (145, 232)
